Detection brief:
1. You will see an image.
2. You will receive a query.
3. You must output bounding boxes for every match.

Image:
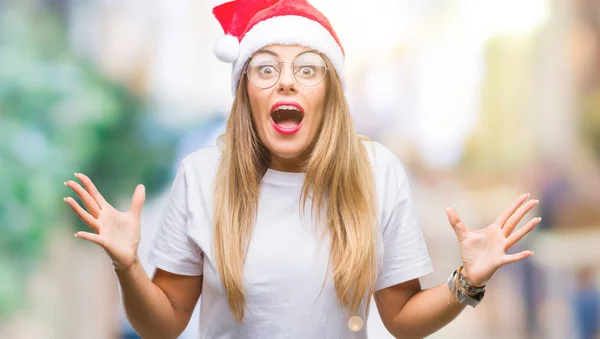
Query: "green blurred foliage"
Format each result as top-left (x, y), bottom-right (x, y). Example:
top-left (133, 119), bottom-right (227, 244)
top-left (0, 4), bottom-right (178, 318)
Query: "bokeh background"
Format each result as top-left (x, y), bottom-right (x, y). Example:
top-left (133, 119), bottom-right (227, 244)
top-left (1, 0), bottom-right (599, 338)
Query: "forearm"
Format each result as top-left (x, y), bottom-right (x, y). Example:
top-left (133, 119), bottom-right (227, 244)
top-left (115, 260), bottom-right (181, 339)
top-left (386, 282), bottom-right (467, 338)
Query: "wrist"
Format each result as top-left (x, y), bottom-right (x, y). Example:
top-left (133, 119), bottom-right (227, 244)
top-left (460, 267), bottom-right (487, 289)
top-left (458, 266), bottom-right (487, 297)
top-left (447, 267), bottom-right (486, 308)
top-left (114, 257), bottom-right (140, 274)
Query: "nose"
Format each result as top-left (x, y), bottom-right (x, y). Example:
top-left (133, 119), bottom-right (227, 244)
top-left (276, 62), bottom-right (297, 94)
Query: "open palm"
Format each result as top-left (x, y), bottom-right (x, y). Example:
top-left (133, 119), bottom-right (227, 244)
top-left (63, 172), bottom-right (146, 270)
top-left (445, 193), bottom-right (540, 287)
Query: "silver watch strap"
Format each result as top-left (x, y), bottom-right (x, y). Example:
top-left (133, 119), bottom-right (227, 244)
top-left (458, 288), bottom-right (484, 307)
top-left (447, 269), bottom-right (485, 308)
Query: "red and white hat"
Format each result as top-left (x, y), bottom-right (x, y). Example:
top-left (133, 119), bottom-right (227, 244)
top-left (211, 0), bottom-right (346, 94)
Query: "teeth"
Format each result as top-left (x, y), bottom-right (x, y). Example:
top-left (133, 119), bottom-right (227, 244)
top-left (275, 105), bottom-right (301, 111)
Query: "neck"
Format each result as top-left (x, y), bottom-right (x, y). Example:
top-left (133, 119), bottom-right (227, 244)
top-left (269, 154), bottom-right (307, 173)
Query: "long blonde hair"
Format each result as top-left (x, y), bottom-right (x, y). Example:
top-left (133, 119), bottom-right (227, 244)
top-left (212, 54), bottom-right (379, 322)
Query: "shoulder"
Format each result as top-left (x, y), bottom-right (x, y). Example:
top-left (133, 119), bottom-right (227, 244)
top-left (361, 139), bottom-right (410, 186)
top-left (179, 144), bottom-right (222, 180)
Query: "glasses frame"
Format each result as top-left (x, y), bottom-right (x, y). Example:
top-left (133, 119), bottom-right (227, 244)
top-left (244, 51), bottom-right (329, 89)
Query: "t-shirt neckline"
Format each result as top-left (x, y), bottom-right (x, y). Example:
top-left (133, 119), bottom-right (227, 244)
top-left (262, 168), bottom-right (306, 185)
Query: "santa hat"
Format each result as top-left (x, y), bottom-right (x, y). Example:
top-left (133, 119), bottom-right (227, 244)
top-left (211, 0), bottom-right (346, 94)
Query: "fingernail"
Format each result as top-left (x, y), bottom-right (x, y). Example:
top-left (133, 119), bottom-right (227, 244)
top-left (525, 193), bottom-right (530, 198)
top-left (74, 172), bottom-right (79, 177)
top-left (74, 233), bottom-right (79, 238)
top-left (531, 251), bottom-right (535, 256)
top-left (63, 181), bottom-right (67, 186)
top-left (537, 217), bottom-right (542, 222)
top-left (534, 199), bottom-right (539, 204)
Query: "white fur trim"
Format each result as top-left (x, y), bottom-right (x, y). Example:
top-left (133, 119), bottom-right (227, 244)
top-left (230, 15), bottom-right (345, 94)
top-left (214, 35), bottom-right (240, 63)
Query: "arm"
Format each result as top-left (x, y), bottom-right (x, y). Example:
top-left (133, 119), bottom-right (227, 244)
top-left (376, 193), bottom-right (540, 338)
top-left (375, 279), bottom-right (465, 339)
top-left (116, 262), bottom-right (202, 339)
top-left (63, 171), bottom-right (203, 339)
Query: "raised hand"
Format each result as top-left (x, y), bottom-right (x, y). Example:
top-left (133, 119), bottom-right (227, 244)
top-left (445, 193), bottom-right (541, 287)
top-left (63, 173), bottom-right (146, 271)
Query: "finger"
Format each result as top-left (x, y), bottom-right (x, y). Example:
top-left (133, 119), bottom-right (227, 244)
top-left (74, 173), bottom-right (109, 208)
top-left (506, 217), bottom-right (541, 249)
top-left (74, 231), bottom-right (105, 247)
top-left (445, 206), bottom-right (468, 238)
top-left (502, 250), bottom-right (534, 265)
top-left (496, 193), bottom-right (530, 226)
top-left (64, 180), bottom-right (101, 218)
top-left (64, 197), bottom-right (100, 232)
top-left (129, 184), bottom-right (146, 217)
top-left (503, 199), bottom-right (539, 236)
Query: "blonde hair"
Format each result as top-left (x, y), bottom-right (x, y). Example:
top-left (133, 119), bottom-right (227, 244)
top-left (212, 55), bottom-right (378, 321)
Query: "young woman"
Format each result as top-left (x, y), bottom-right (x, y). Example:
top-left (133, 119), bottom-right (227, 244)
top-left (63, 1), bottom-right (540, 338)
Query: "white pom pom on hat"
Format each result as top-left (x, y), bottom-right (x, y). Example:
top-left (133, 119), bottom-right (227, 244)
top-left (213, 34), bottom-right (240, 63)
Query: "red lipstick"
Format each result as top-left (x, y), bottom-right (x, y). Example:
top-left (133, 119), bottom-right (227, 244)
top-left (270, 101), bottom-right (304, 135)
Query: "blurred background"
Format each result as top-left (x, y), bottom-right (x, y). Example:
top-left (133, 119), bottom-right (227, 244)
top-left (1, 0), bottom-right (599, 338)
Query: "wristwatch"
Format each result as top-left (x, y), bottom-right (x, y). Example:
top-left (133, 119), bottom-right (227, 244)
top-left (447, 269), bottom-right (486, 308)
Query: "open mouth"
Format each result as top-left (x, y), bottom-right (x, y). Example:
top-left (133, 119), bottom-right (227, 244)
top-left (270, 105), bottom-right (304, 129)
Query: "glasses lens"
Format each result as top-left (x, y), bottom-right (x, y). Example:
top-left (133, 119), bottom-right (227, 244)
top-left (293, 52), bottom-right (327, 86)
top-left (246, 52), bottom-right (328, 88)
top-left (247, 53), bottom-right (280, 88)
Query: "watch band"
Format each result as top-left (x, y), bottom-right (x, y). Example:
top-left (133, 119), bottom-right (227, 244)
top-left (447, 269), bottom-right (486, 308)
top-left (458, 287), bottom-right (485, 307)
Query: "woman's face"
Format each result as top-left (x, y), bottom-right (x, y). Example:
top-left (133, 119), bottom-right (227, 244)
top-left (246, 44), bottom-right (327, 172)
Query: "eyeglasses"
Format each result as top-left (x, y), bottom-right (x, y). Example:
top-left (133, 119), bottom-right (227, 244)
top-left (245, 51), bottom-right (328, 89)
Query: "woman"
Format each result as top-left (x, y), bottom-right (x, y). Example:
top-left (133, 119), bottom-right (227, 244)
top-left (63, 0), bottom-right (540, 338)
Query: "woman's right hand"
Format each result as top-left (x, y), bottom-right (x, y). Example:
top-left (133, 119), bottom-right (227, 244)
top-left (64, 172), bottom-right (146, 271)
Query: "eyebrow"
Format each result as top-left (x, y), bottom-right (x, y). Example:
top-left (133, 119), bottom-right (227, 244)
top-left (254, 48), bottom-right (320, 57)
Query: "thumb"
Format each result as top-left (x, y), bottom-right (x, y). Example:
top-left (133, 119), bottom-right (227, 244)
top-left (445, 206), bottom-right (467, 238)
top-left (75, 231), bottom-right (105, 248)
top-left (130, 184), bottom-right (146, 216)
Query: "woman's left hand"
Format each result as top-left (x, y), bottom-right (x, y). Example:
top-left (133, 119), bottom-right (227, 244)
top-left (445, 193), bottom-right (541, 287)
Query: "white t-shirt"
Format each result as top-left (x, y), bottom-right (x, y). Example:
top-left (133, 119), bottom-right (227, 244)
top-left (148, 140), bottom-right (433, 339)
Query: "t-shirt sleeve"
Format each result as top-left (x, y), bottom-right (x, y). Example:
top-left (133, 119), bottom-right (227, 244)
top-left (147, 161), bottom-right (203, 276)
top-left (375, 154), bottom-right (433, 291)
